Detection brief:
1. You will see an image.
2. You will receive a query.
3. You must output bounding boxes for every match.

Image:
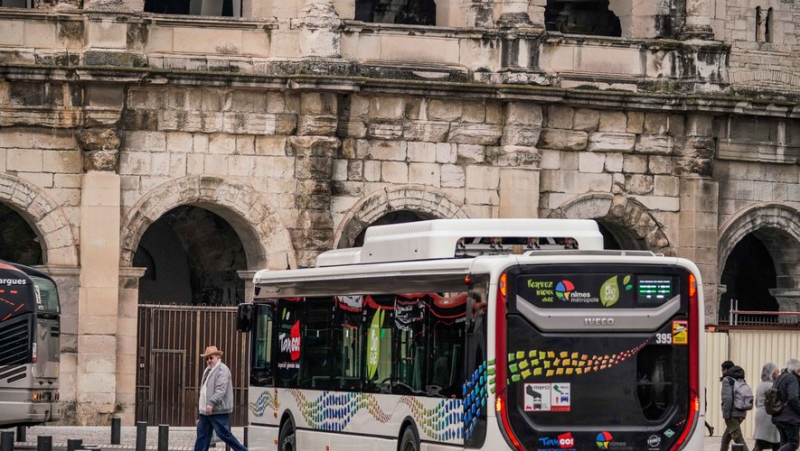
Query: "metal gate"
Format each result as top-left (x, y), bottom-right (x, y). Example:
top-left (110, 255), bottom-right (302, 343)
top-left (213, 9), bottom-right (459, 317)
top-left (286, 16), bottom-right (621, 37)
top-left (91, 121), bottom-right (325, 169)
top-left (136, 305), bottom-right (249, 426)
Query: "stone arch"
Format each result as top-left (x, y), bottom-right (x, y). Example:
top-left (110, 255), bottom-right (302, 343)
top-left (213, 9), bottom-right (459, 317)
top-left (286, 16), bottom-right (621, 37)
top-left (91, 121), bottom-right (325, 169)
top-left (334, 185), bottom-right (468, 249)
top-left (120, 175), bottom-right (297, 271)
top-left (548, 193), bottom-right (672, 254)
top-left (718, 203), bottom-right (800, 291)
top-left (0, 173), bottom-right (78, 267)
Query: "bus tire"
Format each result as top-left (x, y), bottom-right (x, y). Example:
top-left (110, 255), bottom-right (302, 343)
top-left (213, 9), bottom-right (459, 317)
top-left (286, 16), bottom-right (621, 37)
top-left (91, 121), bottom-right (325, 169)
top-left (278, 418), bottom-right (296, 451)
top-left (399, 425), bottom-right (420, 451)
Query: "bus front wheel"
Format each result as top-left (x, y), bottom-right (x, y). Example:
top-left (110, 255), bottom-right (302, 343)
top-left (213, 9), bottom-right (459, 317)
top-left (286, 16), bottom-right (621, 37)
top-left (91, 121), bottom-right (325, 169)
top-left (399, 426), bottom-right (419, 451)
top-left (278, 419), bottom-right (296, 451)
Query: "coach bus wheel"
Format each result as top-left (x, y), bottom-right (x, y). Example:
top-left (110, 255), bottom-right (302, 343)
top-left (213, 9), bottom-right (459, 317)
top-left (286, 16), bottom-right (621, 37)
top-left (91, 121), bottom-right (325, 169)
top-left (399, 426), bottom-right (419, 451)
top-left (279, 419), bottom-right (296, 451)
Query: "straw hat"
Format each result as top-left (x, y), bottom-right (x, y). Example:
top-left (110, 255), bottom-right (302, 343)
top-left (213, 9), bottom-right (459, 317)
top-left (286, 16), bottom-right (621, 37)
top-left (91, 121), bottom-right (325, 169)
top-left (200, 346), bottom-right (223, 358)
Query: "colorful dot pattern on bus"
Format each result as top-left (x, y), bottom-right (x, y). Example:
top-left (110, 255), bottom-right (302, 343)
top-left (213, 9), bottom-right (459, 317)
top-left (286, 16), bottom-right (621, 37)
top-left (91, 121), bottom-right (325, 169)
top-left (274, 390), bottom-right (462, 441)
top-left (505, 338), bottom-right (650, 383)
top-left (249, 390), bottom-right (279, 417)
top-left (462, 363), bottom-right (488, 440)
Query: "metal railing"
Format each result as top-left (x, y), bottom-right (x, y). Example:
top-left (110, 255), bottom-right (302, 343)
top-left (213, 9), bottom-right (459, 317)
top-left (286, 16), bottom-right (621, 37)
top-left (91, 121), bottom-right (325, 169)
top-left (722, 299), bottom-right (800, 327)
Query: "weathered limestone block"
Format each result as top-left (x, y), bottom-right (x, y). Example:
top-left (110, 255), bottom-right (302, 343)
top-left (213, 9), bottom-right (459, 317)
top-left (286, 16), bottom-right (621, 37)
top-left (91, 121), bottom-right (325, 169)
top-left (587, 132), bottom-right (636, 153)
top-left (486, 145), bottom-right (541, 167)
top-left (574, 109), bottom-right (600, 132)
top-left (649, 155), bottom-right (674, 175)
top-left (502, 125), bottom-right (541, 147)
top-left (538, 129), bottom-right (588, 151)
top-left (298, 0), bottom-right (342, 58)
top-left (287, 136), bottom-right (339, 158)
top-left (579, 152), bottom-right (605, 173)
top-left (368, 121), bottom-right (404, 140)
top-left (623, 154), bottom-right (648, 173)
top-left (456, 144), bottom-right (486, 164)
top-left (407, 142), bottom-right (437, 163)
top-left (367, 140), bottom-right (406, 161)
top-left (599, 111), bottom-right (627, 132)
top-left (404, 121), bottom-right (450, 142)
top-left (298, 115), bottom-right (338, 136)
top-left (448, 123), bottom-right (503, 145)
top-left (506, 103), bottom-right (544, 126)
top-left (441, 164), bottom-right (465, 188)
top-left (428, 100), bottom-right (463, 121)
top-left (546, 106), bottom-right (574, 129)
top-left (625, 174), bottom-right (654, 195)
top-left (369, 96), bottom-right (405, 120)
top-left (636, 135), bottom-right (673, 154)
top-left (76, 129), bottom-right (120, 172)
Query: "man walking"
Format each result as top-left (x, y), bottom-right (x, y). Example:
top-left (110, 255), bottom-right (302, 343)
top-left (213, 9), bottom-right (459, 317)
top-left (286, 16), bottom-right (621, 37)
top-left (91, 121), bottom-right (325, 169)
top-left (721, 361), bottom-right (751, 451)
top-left (772, 359), bottom-right (800, 451)
top-left (194, 346), bottom-right (247, 451)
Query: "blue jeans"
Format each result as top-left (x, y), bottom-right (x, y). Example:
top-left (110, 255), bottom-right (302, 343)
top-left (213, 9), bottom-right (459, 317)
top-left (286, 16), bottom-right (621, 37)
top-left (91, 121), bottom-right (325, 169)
top-left (194, 413), bottom-right (247, 451)
top-left (775, 422), bottom-right (800, 451)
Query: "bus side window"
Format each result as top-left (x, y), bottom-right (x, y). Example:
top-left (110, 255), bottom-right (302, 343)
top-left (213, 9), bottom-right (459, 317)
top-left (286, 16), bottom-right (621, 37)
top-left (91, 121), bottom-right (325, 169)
top-left (363, 294), bottom-right (393, 394)
top-left (334, 296), bottom-right (364, 391)
top-left (427, 293), bottom-right (466, 398)
top-left (394, 295), bottom-right (427, 395)
top-left (299, 297), bottom-right (335, 390)
top-left (251, 303), bottom-right (274, 387)
top-left (275, 298), bottom-right (304, 388)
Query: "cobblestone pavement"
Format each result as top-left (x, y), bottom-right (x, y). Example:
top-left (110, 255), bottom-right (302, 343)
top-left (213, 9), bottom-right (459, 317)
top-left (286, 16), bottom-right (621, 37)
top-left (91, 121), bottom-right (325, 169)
top-left (1, 426), bottom-right (751, 451)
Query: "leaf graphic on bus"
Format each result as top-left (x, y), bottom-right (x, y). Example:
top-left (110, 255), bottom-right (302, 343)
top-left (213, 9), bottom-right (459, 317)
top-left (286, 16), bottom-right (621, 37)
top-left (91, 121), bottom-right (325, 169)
top-left (600, 276), bottom-right (620, 307)
top-left (367, 309), bottom-right (384, 379)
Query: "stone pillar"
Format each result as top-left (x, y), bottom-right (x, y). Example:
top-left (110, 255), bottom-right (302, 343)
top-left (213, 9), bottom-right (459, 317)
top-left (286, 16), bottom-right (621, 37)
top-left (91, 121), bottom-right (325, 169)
top-left (238, 270), bottom-right (257, 303)
top-left (76, 128), bottom-right (122, 425)
top-left (682, 0), bottom-right (714, 39)
top-left (299, 0), bottom-right (342, 58)
top-left (77, 171), bottom-right (121, 424)
top-left (289, 92), bottom-right (339, 267)
top-left (499, 167), bottom-right (540, 218)
top-left (116, 267), bottom-right (146, 426)
top-left (769, 289), bottom-right (800, 324)
top-left (459, 0), bottom-right (494, 27)
top-left (34, 265), bottom-right (81, 422)
top-left (679, 176), bottom-right (719, 325)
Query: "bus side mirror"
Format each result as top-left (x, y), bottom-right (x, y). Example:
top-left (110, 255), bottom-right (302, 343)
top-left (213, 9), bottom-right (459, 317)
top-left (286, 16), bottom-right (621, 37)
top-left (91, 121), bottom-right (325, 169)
top-left (236, 303), bottom-right (254, 332)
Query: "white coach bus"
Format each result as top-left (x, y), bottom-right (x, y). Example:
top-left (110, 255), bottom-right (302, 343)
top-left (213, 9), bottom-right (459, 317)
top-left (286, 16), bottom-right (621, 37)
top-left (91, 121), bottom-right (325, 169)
top-left (237, 219), bottom-right (705, 451)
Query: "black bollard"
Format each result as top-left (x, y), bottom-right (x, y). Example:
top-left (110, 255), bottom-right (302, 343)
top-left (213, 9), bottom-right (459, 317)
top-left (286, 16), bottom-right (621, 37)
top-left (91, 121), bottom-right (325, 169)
top-left (111, 416), bottom-right (121, 445)
top-left (15, 426), bottom-right (26, 443)
top-left (243, 427), bottom-right (248, 447)
top-left (66, 439), bottom-right (82, 451)
top-left (157, 425), bottom-right (169, 451)
top-left (732, 445), bottom-right (744, 451)
top-left (1, 431), bottom-right (14, 451)
top-left (136, 421), bottom-right (147, 451)
top-left (36, 436), bottom-right (52, 451)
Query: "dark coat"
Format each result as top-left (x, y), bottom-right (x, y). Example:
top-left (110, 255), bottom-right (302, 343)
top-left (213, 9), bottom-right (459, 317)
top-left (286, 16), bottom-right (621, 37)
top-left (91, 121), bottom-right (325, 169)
top-left (721, 365), bottom-right (748, 419)
top-left (772, 370), bottom-right (800, 426)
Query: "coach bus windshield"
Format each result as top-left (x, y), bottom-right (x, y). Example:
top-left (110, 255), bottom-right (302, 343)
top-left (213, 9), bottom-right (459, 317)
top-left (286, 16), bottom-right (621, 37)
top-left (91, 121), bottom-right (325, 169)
top-left (30, 276), bottom-right (59, 313)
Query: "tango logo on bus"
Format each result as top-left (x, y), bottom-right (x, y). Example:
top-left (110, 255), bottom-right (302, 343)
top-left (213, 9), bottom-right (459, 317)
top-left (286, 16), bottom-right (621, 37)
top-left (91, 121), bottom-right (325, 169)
top-left (279, 321), bottom-right (301, 361)
top-left (538, 432), bottom-right (575, 449)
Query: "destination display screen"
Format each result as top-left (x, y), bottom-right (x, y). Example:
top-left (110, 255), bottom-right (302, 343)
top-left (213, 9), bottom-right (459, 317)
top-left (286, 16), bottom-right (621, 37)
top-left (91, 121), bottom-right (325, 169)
top-left (517, 274), bottom-right (677, 309)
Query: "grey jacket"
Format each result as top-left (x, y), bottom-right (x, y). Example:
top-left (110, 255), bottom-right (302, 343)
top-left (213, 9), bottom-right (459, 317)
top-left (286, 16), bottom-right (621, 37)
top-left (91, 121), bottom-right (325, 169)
top-left (201, 362), bottom-right (234, 415)
top-left (721, 366), bottom-right (748, 419)
top-left (772, 370), bottom-right (800, 426)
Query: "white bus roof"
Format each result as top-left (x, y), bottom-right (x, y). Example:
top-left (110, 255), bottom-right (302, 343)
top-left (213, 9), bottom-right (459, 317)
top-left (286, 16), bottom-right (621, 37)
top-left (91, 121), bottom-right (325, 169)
top-left (317, 218), bottom-right (604, 267)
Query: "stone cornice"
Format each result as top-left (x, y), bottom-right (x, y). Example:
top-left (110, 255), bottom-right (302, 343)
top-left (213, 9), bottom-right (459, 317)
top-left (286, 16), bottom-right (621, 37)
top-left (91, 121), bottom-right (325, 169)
top-left (0, 63), bottom-right (799, 117)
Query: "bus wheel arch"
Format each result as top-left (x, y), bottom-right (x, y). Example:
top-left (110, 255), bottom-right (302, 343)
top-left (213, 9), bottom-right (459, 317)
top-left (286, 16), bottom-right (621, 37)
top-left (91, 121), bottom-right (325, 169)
top-left (398, 417), bottom-right (420, 451)
top-left (278, 412), bottom-right (296, 451)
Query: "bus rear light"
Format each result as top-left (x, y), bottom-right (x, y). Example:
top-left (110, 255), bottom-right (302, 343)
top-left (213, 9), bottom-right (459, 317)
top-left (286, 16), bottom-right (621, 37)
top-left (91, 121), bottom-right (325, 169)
top-left (672, 272), bottom-right (701, 450)
top-left (495, 272), bottom-right (523, 450)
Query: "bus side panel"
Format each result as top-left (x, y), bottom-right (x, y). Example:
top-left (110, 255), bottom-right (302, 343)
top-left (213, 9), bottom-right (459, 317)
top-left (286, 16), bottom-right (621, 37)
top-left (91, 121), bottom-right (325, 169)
top-left (248, 388), bottom-right (279, 427)
top-left (273, 388), bottom-right (463, 445)
top-left (247, 424), bottom-right (278, 451)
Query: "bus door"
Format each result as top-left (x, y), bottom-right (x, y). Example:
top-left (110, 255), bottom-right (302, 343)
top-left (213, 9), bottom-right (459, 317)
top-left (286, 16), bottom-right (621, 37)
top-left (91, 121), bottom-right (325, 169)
top-left (499, 264), bottom-right (698, 451)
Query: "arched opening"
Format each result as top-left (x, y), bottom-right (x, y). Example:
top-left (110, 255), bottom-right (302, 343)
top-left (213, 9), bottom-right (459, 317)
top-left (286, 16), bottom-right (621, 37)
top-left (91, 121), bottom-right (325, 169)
top-left (133, 205), bottom-right (247, 306)
top-left (355, 0), bottom-right (437, 25)
top-left (544, 0), bottom-right (621, 36)
top-left (597, 221), bottom-right (623, 250)
top-left (353, 210), bottom-right (433, 247)
top-left (144, 0), bottom-right (239, 17)
top-left (719, 233), bottom-right (778, 323)
top-left (0, 203), bottom-right (43, 266)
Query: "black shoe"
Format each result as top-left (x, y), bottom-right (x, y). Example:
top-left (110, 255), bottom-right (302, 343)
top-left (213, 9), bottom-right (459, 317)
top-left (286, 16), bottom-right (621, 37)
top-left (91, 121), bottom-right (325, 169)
top-left (709, 426), bottom-right (714, 437)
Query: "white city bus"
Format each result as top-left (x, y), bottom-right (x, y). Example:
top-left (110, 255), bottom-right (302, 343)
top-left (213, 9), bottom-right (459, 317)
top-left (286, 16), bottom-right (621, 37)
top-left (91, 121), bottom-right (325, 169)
top-left (237, 219), bottom-right (705, 451)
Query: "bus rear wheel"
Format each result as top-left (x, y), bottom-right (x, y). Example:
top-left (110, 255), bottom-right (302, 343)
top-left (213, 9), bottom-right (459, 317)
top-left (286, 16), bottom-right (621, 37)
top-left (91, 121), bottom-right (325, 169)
top-left (399, 426), bottom-right (419, 451)
top-left (278, 420), bottom-right (296, 451)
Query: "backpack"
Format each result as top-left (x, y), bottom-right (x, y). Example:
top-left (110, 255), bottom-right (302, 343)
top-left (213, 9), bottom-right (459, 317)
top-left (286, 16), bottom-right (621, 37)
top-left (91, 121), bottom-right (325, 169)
top-left (764, 374), bottom-right (787, 416)
top-left (732, 378), bottom-right (754, 411)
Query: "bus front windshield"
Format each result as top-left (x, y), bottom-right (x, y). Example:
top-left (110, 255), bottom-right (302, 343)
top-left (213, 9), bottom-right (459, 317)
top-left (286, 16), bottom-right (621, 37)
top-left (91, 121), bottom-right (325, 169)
top-left (30, 276), bottom-right (59, 313)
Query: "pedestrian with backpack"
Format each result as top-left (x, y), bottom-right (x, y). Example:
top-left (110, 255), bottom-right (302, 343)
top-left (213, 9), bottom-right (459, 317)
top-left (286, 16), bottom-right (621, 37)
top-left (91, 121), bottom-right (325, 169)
top-left (771, 359), bottom-right (800, 451)
top-left (721, 361), bottom-right (753, 451)
top-left (754, 362), bottom-right (781, 450)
